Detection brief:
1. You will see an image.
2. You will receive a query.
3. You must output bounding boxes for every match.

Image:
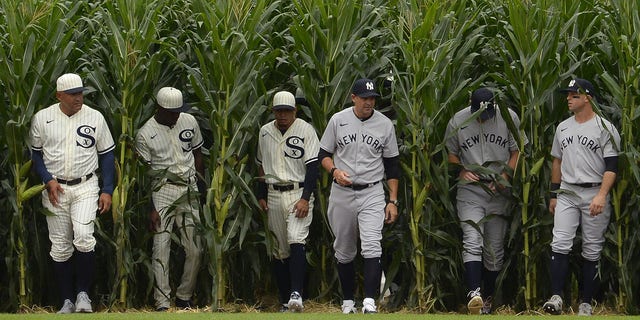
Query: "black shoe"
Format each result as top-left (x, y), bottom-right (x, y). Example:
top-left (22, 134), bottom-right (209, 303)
top-left (175, 298), bottom-right (193, 309)
top-left (155, 306), bottom-right (169, 312)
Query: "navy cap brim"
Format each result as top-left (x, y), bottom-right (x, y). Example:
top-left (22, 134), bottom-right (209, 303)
top-left (355, 92), bottom-right (380, 98)
top-left (163, 103), bottom-right (191, 113)
top-left (272, 104), bottom-right (296, 111)
top-left (63, 87), bottom-right (86, 94)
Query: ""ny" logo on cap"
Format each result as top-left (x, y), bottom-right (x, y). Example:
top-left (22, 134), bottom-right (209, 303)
top-left (366, 81), bottom-right (374, 90)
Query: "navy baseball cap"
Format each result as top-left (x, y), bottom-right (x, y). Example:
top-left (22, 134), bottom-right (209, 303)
top-left (352, 78), bottom-right (380, 98)
top-left (559, 78), bottom-right (596, 95)
top-left (470, 88), bottom-right (496, 120)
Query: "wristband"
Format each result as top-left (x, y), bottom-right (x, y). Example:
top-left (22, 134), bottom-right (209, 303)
top-left (550, 182), bottom-right (560, 199)
top-left (330, 167), bottom-right (337, 176)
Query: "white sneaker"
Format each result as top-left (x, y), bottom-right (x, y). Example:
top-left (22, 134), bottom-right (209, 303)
top-left (75, 291), bottom-right (93, 313)
top-left (467, 287), bottom-right (483, 314)
top-left (362, 297), bottom-right (377, 314)
top-left (341, 299), bottom-right (356, 314)
top-left (287, 291), bottom-right (303, 312)
top-left (543, 294), bottom-right (563, 315)
top-left (578, 302), bottom-right (592, 316)
top-left (57, 299), bottom-right (75, 314)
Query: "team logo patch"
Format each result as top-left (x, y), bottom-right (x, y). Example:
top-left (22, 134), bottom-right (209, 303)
top-left (180, 128), bottom-right (195, 152)
top-left (284, 136), bottom-right (305, 159)
top-left (76, 125), bottom-right (97, 148)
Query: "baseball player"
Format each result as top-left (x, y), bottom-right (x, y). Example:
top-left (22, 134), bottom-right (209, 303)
top-left (445, 87), bottom-right (526, 314)
top-left (29, 73), bottom-right (116, 313)
top-left (256, 90), bottom-right (320, 312)
top-left (135, 87), bottom-right (204, 311)
top-left (543, 78), bottom-right (620, 316)
top-left (318, 78), bottom-right (400, 314)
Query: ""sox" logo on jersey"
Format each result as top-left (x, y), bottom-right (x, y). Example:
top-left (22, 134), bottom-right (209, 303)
top-left (284, 136), bottom-right (305, 159)
top-left (180, 129), bottom-right (195, 152)
top-left (77, 125), bottom-right (96, 148)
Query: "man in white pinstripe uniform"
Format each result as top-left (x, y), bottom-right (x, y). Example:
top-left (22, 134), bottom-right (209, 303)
top-left (256, 91), bottom-right (320, 312)
top-left (136, 87), bottom-right (204, 311)
top-left (30, 73), bottom-right (116, 313)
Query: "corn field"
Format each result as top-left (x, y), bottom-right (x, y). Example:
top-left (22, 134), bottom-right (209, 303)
top-left (1, 0), bottom-right (640, 314)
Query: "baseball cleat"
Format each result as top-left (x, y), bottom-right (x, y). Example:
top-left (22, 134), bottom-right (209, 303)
top-left (74, 291), bottom-right (93, 313)
top-left (481, 295), bottom-right (493, 315)
top-left (287, 291), bottom-right (304, 312)
top-left (467, 287), bottom-right (483, 314)
top-left (578, 302), bottom-right (592, 316)
top-left (362, 297), bottom-right (377, 314)
top-left (175, 298), bottom-right (193, 309)
top-left (341, 300), bottom-right (357, 314)
top-left (57, 299), bottom-right (75, 314)
top-left (543, 294), bottom-right (563, 315)
top-left (279, 304), bottom-right (290, 313)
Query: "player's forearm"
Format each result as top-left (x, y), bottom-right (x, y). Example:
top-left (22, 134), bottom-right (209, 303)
top-left (551, 157), bottom-right (562, 184)
top-left (597, 171), bottom-right (617, 198)
top-left (320, 154), bottom-right (335, 173)
top-left (302, 160), bottom-right (319, 201)
top-left (387, 178), bottom-right (399, 201)
top-left (31, 149), bottom-right (54, 184)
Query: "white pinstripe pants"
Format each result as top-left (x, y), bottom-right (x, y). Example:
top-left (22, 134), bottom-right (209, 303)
top-left (267, 188), bottom-right (313, 260)
top-left (43, 176), bottom-right (99, 262)
top-left (152, 183), bottom-right (202, 308)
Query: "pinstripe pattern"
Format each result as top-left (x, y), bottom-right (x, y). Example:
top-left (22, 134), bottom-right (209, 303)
top-left (42, 177), bottom-right (99, 262)
top-left (257, 118), bottom-right (319, 259)
top-left (30, 103), bottom-right (115, 180)
top-left (30, 103), bottom-right (115, 262)
top-left (151, 183), bottom-right (202, 308)
top-left (136, 112), bottom-right (204, 309)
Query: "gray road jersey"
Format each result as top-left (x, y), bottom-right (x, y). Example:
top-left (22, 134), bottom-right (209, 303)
top-left (551, 115), bottom-right (620, 184)
top-left (320, 107), bottom-right (399, 184)
top-left (445, 106), bottom-right (525, 177)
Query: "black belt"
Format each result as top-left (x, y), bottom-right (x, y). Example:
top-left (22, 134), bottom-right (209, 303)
top-left (56, 173), bottom-right (94, 186)
top-left (572, 182), bottom-right (601, 188)
top-left (334, 180), bottom-right (380, 191)
top-left (270, 182), bottom-right (304, 192)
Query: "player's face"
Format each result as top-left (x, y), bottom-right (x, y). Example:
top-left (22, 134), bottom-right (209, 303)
top-left (352, 94), bottom-right (376, 118)
top-left (273, 108), bottom-right (296, 131)
top-left (566, 92), bottom-right (590, 113)
top-left (56, 91), bottom-right (84, 116)
top-left (155, 107), bottom-right (181, 127)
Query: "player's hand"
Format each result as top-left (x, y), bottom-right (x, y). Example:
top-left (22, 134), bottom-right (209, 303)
top-left (459, 169), bottom-right (480, 182)
top-left (333, 169), bottom-right (352, 186)
top-left (46, 179), bottom-right (64, 206)
top-left (149, 209), bottom-right (161, 232)
top-left (549, 198), bottom-right (557, 214)
top-left (589, 194), bottom-right (607, 216)
top-left (293, 199), bottom-right (310, 218)
top-left (384, 202), bottom-right (398, 224)
top-left (258, 199), bottom-right (268, 212)
top-left (98, 193), bottom-right (112, 214)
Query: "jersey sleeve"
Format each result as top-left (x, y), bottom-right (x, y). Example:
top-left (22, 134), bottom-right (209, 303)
top-left (303, 123), bottom-right (320, 165)
top-left (319, 115), bottom-right (337, 153)
top-left (29, 112), bottom-right (43, 151)
top-left (135, 130), bottom-right (151, 164)
top-left (96, 114), bottom-right (116, 154)
top-left (444, 118), bottom-right (460, 156)
top-left (383, 122), bottom-right (400, 157)
top-left (601, 120), bottom-right (621, 157)
top-left (550, 125), bottom-right (562, 159)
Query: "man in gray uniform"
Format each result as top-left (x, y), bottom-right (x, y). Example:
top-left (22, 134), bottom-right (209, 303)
top-left (543, 78), bottom-right (620, 316)
top-left (445, 87), bottom-right (525, 314)
top-left (318, 78), bottom-right (400, 314)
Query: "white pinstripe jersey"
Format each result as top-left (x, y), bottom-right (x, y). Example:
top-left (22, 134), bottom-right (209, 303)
top-left (551, 115), bottom-right (620, 183)
top-left (320, 107), bottom-right (399, 184)
top-left (29, 103), bottom-right (115, 180)
top-left (256, 118), bottom-right (320, 184)
top-left (135, 113), bottom-right (203, 179)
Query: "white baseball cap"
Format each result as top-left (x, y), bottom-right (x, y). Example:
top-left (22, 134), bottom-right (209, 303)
top-left (157, 87), bottom-right (190, 112)
top-left (56, 73), bottom-right (86, 94)
top-left (272, 91), bottom-right (296, 110)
